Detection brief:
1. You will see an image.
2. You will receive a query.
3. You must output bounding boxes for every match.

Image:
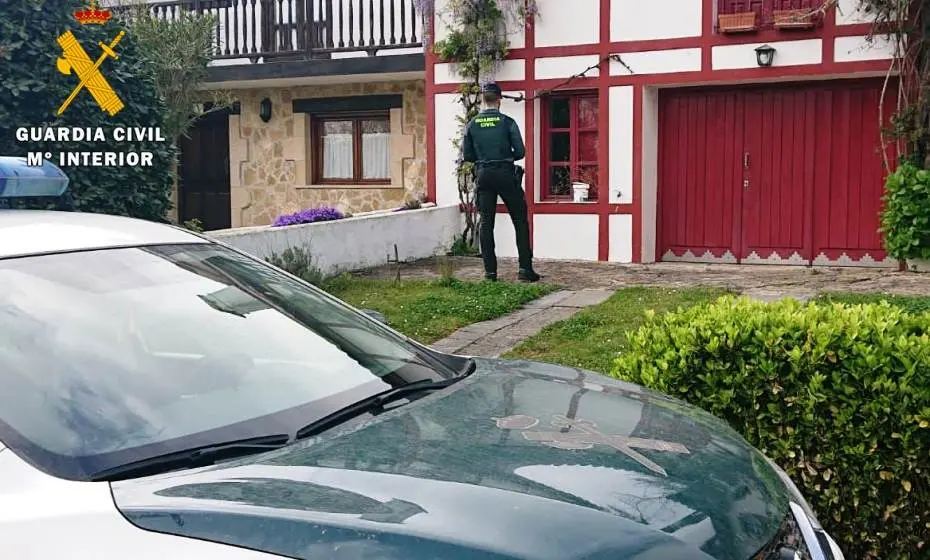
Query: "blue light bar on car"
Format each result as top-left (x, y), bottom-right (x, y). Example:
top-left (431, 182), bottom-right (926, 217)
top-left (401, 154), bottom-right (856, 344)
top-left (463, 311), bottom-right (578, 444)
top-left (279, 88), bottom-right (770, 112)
top-left (0, 157), bottom-right (70, 198)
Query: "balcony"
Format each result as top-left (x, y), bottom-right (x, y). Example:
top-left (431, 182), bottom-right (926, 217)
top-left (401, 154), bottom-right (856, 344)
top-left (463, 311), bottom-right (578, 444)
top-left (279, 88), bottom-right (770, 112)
top-left (716, 0), bottom-right (824, 33)
top-left (121, 0), bottom-right (423, 64)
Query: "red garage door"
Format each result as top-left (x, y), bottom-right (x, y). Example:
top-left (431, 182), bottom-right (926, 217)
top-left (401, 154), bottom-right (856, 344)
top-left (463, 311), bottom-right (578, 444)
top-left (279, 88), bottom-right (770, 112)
top-left (657, 79), bottom-right (895, 265)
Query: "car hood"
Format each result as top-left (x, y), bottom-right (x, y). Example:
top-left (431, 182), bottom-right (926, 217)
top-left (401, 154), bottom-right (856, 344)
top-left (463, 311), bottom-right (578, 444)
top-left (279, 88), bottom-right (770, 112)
top-left (111, 359), bottom-right (790, 560)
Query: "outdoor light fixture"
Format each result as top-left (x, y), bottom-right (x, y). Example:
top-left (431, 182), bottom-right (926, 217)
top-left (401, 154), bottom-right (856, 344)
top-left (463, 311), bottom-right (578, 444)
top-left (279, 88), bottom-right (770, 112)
top-left (259, 97), bottom-right (273, 122)
top-left (755, 44), bottom-right (776, 67)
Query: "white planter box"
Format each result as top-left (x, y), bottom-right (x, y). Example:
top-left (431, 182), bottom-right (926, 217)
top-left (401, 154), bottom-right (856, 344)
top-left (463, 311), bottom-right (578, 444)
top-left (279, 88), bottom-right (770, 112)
top-left (571, 181), bottom-right (590, 203)
top-left (905, 258), bottom-right (930, 273)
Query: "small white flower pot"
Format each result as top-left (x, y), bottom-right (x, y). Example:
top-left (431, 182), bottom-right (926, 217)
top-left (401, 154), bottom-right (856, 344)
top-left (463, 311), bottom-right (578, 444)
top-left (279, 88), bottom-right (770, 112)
top-left (571, 182), bottom-right (590, 202)
top-left (905, 258), bottom-right (930, 273)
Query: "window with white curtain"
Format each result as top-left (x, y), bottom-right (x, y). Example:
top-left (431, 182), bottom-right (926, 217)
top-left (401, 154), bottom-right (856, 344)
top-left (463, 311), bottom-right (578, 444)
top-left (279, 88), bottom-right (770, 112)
top-left (314, 115), bottom-right (391, 184)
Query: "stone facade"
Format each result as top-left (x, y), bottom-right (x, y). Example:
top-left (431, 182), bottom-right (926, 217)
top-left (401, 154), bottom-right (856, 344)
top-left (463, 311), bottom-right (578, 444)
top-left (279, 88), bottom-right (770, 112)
top-left (228, 79), bottom-right (426, 227)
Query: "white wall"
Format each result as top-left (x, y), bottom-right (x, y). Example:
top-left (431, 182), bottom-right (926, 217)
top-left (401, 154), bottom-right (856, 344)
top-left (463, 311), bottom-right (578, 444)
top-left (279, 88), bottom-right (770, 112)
top-left (433, 93), bottom-right (460, 207)
top-left (609, 86), bottom-right (633, 204)
top-left (611, 0), bottom-right (702, 42)
top-left (434, 60), bottom-right (525, 84)
top-left (533, 214), bottom-right (599, 260)
top-left (535, 55), bottom-right (601, 80)
top-left (608, 214), bottom-right (633, 263)
top-left (834, 35), bottom-right (896, 62)
top-left (208, 204), bottom-right (460, 275)
top-left (713, 39), bottom-right (823, 70)
top-left (640, 88), bottom-right (659, 264)
top-left (534, 0), bottom-right (599, 47)
top-left (611, 48), bottom-right (701, 76)
top-left (492, 217), bottom-right (518, 258)
top-left (836, 0), bottom-right (871, 25)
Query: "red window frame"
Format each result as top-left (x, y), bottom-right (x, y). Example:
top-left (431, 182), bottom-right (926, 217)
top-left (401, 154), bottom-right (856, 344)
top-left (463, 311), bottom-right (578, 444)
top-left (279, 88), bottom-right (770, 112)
top-left (311, 113), bottom-right (391, 185)
top-left (716, 0), bottom-right (822, 28)
top-left (540, 92), bottom-right (600, 202)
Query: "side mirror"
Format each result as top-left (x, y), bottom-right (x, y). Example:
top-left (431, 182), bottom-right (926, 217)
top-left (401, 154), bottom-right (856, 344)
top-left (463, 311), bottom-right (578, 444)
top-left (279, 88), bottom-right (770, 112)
top-left (361, 309), bottom-right (387, 325)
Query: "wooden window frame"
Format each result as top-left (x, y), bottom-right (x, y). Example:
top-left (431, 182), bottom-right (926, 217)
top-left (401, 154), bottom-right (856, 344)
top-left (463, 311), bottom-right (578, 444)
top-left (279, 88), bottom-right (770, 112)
top-left (311, 112), bottom-right (391, 185)
top-left (540, 91), bottom-right (600, 202)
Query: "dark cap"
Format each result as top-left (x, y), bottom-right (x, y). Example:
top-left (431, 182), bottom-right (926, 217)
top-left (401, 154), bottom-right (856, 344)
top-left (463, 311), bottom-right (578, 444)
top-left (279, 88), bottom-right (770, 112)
top-left (480, 82), bottom-right (502, 96)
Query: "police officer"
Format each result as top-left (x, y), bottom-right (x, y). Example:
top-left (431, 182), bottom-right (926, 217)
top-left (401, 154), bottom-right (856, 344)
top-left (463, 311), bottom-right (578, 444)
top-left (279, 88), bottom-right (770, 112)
top-left (462, 82), bottom-right (540, 283)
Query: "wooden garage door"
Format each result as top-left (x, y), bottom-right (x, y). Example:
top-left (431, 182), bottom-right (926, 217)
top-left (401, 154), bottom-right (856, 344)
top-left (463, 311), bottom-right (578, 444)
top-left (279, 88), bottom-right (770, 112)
top-left (658, 79), bottom-right (895, 265)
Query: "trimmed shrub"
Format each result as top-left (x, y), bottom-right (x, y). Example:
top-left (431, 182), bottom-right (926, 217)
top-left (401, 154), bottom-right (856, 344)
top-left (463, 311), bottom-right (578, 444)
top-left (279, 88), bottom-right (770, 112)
top-left (612, 296), bottom-right (930, 559)
top-left (266, 245), bottom-right (324, 286)
top-left (880, 162), bottom-right (930, 261)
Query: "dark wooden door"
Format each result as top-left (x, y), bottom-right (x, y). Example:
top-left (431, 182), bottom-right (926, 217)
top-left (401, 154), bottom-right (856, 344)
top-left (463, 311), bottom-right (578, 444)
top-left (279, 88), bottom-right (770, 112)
top-left (658, 79), bottom-right (894, 265)
top-left (179, 111), bottom-right (231, 231)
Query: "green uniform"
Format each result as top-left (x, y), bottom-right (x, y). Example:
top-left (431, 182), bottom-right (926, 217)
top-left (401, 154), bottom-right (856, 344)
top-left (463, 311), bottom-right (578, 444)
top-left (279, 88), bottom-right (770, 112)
top-left (462, 109), bottom-right (525, 164)
top-left (461, 108), bottom-right (533, 277)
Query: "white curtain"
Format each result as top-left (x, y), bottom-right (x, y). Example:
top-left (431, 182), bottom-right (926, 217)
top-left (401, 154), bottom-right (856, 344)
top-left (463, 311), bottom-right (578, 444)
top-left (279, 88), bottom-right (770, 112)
top-left (362, 133), bottom-right (390, 180)
top-left (322, 134), bottom-right (353, 179)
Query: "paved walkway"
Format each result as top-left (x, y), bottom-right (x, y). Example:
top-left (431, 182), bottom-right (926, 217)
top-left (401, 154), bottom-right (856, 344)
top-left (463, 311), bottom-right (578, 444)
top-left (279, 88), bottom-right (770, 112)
top-left (359, 256), bottom-right (930, 297)
top-left (361, 256), bottom-right (930, 357)
top-left (430, 289), bottom-right (613, 357)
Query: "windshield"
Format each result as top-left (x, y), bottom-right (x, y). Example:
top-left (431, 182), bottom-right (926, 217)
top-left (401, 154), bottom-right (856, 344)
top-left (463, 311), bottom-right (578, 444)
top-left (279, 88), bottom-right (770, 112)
top-left (0, 243), bottom-right (452, 481)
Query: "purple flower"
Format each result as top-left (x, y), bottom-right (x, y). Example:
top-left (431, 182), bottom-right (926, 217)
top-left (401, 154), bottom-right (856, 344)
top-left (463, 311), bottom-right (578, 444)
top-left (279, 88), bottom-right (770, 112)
top-left (272, 206), bottom-right (344, 227)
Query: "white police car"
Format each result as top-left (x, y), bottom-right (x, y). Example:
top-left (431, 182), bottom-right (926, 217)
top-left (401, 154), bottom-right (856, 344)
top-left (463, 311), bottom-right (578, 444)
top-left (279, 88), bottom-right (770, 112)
top-left (0, 157), bottom-right (844, 560)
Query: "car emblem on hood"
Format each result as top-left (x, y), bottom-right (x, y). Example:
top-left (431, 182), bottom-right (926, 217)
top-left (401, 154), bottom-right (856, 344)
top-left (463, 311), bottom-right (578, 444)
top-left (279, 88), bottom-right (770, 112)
top-left (494, 414), bottom-right (690, 477)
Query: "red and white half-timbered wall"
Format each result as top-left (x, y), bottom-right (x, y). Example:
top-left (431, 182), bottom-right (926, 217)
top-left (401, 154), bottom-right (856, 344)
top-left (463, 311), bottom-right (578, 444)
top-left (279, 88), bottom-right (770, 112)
top-left (426, 0), bottom-right (897, 266)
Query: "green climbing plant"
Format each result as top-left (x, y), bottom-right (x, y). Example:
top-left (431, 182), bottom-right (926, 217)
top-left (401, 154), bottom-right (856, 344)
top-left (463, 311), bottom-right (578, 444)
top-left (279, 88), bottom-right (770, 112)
top-left (425, 0), bottom-right (537, 248)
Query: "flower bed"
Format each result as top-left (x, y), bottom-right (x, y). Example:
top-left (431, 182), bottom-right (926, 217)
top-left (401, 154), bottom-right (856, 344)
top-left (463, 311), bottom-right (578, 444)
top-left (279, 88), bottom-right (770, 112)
top-left (272, 206), bottom-right (344, 227)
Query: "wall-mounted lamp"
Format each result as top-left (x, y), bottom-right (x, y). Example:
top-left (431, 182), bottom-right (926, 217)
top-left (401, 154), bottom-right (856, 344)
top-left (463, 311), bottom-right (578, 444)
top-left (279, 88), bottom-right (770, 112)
top-left (259, 97), bottom-right (273, 122)
top-left (755, 44), bottom-right (776, 67)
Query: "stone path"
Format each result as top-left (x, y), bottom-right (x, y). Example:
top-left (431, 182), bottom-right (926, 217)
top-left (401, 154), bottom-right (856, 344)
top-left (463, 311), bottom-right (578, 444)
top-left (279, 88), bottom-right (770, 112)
top-left (361, 256), bottom-right (930, 357)
top-left (430, 289), bottom-right (613, 357)
top-left (359, 256), bottom-right (930, 296)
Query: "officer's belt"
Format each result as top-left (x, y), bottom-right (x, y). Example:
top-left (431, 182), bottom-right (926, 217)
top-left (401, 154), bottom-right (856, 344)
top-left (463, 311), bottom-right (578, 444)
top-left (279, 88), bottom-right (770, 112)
top-left (477, 160), bottom-right (514, 168)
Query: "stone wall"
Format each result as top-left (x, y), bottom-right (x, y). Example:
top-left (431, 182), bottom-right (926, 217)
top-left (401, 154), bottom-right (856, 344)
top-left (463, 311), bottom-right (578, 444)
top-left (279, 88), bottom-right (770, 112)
top-left (228, 79), bottom-right (426, 227)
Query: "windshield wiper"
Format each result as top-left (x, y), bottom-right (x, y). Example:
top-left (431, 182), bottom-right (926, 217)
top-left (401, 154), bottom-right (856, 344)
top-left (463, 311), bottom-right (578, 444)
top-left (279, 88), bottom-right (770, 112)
top-left (92, 364), bottom-right (478, 482)
top-left (295, 377), bottom-right (461, 440)
top-left (90, 434), bottom-right (290, 482)
top-left (459, 357), bottom-right (477, 376)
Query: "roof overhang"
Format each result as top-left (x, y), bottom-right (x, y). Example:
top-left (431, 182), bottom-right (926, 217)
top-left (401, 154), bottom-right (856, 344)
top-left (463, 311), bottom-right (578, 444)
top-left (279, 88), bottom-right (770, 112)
top-left (202, 53), bottom-right (425, 89)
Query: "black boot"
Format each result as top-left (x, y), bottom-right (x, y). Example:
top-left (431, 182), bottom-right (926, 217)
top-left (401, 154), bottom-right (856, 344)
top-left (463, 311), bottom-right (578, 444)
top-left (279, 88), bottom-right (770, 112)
top-left (517, 268), bottom-right (540, 283)
top-left (484, 272), bottom-right (498, 282)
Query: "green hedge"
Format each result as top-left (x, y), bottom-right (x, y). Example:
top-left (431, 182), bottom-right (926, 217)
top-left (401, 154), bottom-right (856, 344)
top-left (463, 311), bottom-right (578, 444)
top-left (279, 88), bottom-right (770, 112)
top-left (881, 162), bottom-right (930, 261)
top-left (611, 296), bottom-right (930, 559)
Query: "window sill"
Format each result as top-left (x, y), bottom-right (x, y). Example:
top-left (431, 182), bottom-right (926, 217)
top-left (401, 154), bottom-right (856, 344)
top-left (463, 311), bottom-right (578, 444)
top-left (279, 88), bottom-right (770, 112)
top-left (299, 183), bottom-right (400, 190)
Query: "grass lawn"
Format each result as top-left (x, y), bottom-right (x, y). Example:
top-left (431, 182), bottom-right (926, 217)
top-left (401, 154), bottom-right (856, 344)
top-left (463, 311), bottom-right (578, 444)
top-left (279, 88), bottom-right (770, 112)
top-left (815, 292), bottom-right (930, 315)
top-left (322, 276), bottom-right (558, 344)
top-left (504, 287), bottom-right (730, 374)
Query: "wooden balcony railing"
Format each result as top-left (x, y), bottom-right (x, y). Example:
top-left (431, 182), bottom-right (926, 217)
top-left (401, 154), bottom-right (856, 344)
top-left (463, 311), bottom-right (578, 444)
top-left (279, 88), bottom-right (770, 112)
top-left (117, 0), bottom-right (423, 62)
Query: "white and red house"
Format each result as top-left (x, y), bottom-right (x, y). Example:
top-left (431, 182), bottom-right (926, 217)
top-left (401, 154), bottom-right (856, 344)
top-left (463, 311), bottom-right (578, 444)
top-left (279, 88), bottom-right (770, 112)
top-left (426, 0), bottom-right (899, 266)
